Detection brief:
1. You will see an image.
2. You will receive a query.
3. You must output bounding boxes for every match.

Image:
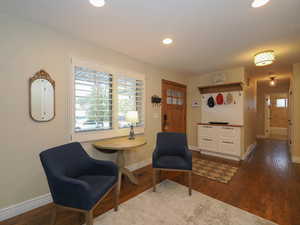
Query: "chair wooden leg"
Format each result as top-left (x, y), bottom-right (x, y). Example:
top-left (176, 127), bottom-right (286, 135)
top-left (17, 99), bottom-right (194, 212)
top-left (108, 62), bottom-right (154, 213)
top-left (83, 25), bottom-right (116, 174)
top-left (50, 205), bottom-right (57, 225)
top-left (114, 183), bottom-right (119, 211)
top-left (153, 168), bottom-right (157, 192)
top-left (188, 171), bottom-right (192, 196)
top-left (85, 210), bottom-right (93, 225)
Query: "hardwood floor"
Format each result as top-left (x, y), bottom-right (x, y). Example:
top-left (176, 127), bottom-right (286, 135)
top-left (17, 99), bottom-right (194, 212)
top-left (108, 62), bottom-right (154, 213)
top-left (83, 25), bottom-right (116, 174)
top-left (1, 139), bottom-right (300, 225)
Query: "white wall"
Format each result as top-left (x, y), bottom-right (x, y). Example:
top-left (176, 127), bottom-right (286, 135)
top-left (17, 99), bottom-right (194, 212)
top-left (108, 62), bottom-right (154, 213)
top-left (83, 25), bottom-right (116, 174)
top-left (292, 63), bottom-right (300, 163)
top-left (243, 70), bottom-right (257, 154)
top-left (0, 14), bottom-right (188, 209)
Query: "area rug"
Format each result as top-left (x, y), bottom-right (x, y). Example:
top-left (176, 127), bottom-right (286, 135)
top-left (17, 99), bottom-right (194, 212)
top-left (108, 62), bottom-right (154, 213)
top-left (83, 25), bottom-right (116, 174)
top-left (94, 180), bottom-right (277, 225)
top-left (192, 158), bottom-right (239, 183)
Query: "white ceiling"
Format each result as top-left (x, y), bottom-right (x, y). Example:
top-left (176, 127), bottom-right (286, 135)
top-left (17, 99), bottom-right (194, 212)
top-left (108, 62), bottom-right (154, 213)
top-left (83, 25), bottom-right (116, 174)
top-left (1, 0), bottom-right (300, 75)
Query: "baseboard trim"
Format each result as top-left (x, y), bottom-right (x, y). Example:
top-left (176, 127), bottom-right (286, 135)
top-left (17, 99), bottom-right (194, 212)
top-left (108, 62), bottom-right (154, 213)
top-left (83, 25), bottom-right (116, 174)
top-left (0, 193), bottom-right (53, 222)
top-left (242, 142), bottom-right (257, 160)
top-left (189, 145), bottom-right (201, 152)
top-left (0, 159), bottom-right (151, 222)
top-left (127, 158), bottom-right (152, 171)
top-left (292, 156), bottom-right (300, 164)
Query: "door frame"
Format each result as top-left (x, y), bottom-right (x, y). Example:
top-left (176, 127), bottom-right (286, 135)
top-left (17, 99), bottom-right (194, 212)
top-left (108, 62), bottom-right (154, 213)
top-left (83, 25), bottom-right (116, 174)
top-left (264, 94), bottom-right (271, 138)
top-left (161, 79), bottom-right (187, 133)
top-left (288, 84), bottom-right (294, 150)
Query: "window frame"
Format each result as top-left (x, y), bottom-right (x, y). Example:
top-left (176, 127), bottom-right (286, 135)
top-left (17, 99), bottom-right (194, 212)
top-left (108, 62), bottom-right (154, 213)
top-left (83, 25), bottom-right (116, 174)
top-left (70, 58), bottom-right (145, 142)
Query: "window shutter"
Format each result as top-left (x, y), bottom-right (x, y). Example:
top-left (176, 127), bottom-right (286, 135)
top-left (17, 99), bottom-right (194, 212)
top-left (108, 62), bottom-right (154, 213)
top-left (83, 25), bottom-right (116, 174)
top-left (74, 66), bottom-right (113, 132)
top-left (117, 76), bottom-right (144, 128)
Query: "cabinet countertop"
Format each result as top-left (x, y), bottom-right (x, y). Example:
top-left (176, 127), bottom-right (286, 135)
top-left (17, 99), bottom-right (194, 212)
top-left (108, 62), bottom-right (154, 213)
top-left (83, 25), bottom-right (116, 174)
top-left (198, 123), bottom-right (243, 128)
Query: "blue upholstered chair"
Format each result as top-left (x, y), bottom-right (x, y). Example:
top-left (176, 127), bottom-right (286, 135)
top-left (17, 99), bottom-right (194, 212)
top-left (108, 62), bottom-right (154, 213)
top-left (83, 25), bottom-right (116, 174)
top-left (152, 132), bottom-right (193, 195)
top-left (40, 142), bottom-right (119, 225)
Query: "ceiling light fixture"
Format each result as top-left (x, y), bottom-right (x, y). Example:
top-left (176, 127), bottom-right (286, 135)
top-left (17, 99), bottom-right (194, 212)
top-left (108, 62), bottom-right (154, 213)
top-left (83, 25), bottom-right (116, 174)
top-left (162, 38), bottom-right (173, 45)
top-left (89, 0), bottom-right (106, 7)
top-left (251, 0), bottom-right (270, 8)
top-left (254, 50), bottom-right (275, 67)
top-left (269, 76), bottom-right (276, 86)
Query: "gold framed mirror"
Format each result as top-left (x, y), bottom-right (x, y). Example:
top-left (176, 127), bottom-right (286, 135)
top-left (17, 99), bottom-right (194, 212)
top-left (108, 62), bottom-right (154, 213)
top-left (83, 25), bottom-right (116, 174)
top-left (29, 70), bottom-right (55, 122)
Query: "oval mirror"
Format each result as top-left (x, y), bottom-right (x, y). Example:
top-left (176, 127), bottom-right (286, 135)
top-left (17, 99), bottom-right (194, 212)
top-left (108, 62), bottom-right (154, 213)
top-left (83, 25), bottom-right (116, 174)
top-left (30, 70), bottom-right (55, 122)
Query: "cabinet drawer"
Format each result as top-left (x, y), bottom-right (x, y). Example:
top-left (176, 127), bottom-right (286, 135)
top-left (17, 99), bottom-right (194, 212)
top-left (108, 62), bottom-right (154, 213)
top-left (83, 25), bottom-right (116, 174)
top-left (198, 125), bottom-right (216, 138)
top-left (198, 137), bottom-right (218, 151)
top-left (219, 139), bottom-right (239, 155)
top-left (219, 126), bottom-right (239, 139)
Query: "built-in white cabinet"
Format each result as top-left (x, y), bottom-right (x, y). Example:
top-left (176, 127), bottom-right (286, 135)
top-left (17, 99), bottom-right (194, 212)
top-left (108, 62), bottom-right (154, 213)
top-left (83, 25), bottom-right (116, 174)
top-left (197, 124), bottom-right (242, 160)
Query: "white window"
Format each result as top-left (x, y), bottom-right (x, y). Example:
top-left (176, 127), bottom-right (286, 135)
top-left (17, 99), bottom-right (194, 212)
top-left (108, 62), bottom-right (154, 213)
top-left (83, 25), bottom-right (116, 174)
top-left (276, 98), bottom-right (288, 108)
top-left (71, 60), bottom-right (145, 142)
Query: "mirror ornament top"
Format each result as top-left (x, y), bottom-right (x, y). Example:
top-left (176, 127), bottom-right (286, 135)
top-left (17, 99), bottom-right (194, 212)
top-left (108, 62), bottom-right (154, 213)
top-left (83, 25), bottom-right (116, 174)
top-left (30, 70), bottom-right (55, 86)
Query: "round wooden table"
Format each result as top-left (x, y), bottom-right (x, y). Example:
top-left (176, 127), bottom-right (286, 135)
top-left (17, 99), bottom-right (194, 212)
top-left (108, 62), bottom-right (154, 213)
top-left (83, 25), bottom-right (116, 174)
top-left (93, 135), bottom-right (147, 192)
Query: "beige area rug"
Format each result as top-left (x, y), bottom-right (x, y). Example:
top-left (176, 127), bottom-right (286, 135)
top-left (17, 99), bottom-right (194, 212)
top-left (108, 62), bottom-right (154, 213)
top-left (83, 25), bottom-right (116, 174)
top-left (94, 180), bottom-right (277, 225)
top-left (193, 158), bottom-right (239, 183)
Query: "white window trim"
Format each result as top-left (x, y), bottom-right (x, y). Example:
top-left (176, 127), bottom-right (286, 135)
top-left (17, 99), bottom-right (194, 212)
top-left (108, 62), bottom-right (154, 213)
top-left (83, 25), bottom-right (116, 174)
top-left (70, 58), bottom-right (146, 142)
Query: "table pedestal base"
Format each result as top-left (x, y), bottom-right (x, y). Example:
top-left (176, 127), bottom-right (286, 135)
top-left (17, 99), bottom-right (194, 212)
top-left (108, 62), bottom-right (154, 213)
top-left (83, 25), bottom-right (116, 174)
top-left (116, 151), bottom-right (139, 192)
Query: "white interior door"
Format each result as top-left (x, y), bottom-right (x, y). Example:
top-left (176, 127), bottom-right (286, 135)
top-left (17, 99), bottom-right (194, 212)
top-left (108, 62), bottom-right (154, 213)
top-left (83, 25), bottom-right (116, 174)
top-left (264, 95), bottom-right (271, 138)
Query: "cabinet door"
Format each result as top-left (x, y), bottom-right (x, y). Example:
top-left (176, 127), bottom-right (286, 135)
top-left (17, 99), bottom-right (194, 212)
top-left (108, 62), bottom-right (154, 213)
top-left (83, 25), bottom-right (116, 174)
top-left (219, 126), bottom-right (238, 139)
top-left (219, 139), bottom-right (240, 156)
top-left (198, 125), bottom-right (216, 138)
top-left (198, 137), bottom-right (218, 151)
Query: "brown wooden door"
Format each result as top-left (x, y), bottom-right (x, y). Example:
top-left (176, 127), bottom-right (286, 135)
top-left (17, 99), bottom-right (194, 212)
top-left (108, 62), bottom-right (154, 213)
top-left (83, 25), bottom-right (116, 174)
top-left (161, 79), bottom-right (187, 133)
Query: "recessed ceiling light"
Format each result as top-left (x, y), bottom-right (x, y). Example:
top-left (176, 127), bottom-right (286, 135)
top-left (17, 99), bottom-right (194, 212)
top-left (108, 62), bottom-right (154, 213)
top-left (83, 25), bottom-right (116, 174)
top-left (162, 38), bottom-right (173, 45)
top-left (251, 0), bottom-right (270, 8)
top-left (89, 0), bottom-right (106, 7)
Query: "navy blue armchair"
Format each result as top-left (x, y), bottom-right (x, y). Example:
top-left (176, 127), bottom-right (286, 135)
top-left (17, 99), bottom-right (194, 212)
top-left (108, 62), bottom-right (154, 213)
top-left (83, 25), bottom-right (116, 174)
top-left (40, 142), bottom-right (119, 225)
top-left (152, 132), bottom-right (192, 195)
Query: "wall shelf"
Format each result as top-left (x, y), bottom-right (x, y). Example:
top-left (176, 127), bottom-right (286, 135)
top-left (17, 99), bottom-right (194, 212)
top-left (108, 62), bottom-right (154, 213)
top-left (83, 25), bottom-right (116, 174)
top-left (198, 82), bottom-right (243, 94)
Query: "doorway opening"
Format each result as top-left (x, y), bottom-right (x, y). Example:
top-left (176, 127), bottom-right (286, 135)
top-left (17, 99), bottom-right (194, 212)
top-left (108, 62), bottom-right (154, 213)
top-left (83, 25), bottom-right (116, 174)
top-left (265, 93), bottom-right (289, 140)
top-left (257, 76), bottom-right (293, 144)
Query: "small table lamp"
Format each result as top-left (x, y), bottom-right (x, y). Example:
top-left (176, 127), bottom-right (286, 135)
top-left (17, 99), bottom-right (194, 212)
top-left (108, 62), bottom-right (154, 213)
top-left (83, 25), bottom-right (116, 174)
top-left (126, 111), bottom-right (139, 140)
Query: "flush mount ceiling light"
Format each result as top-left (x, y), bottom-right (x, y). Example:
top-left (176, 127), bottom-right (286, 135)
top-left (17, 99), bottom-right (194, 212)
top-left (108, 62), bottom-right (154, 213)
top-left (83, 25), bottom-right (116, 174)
top-left (89, 0), bottom-right (106, 7)
top-left (251, 0), bottom-right (270, 8)
top-left (254, 50), bottom-right (275, 67)
top-left (162, 38), bottom-right (173, 45)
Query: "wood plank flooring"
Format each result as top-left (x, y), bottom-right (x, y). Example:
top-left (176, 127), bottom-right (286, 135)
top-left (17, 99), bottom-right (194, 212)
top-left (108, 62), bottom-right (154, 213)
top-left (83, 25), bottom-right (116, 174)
top-left (1, 139), bottom-right (300, 225)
